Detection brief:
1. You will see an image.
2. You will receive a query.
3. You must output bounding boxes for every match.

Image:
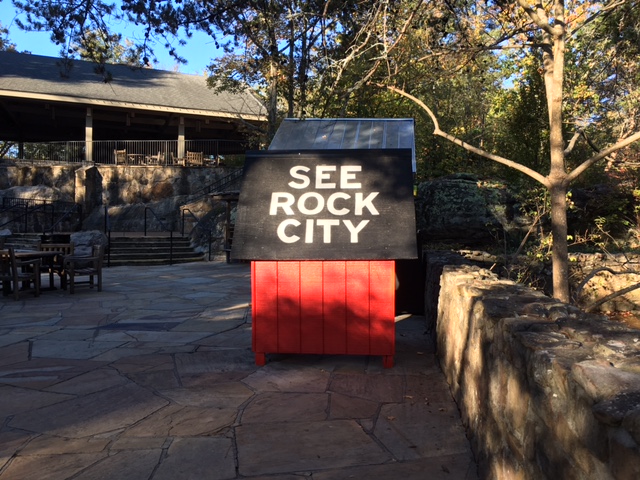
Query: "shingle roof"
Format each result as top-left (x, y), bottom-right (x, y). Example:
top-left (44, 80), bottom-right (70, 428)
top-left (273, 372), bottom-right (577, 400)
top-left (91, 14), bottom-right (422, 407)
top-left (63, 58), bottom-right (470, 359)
top-left (0, 51), bottom-right (266, 121)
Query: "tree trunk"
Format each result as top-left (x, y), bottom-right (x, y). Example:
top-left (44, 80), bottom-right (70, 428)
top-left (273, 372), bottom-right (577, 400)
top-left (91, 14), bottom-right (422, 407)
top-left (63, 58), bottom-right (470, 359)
top-left (287, 16), bottom-right (295, 118)
top-left (544, 1), bottom-right (570, 302)
top-left (297, 19), bottom-right (308, 118)
top-left (549, 181), bottom-right (570, 301)
top-left (267, 58), bottom-right (279, 140)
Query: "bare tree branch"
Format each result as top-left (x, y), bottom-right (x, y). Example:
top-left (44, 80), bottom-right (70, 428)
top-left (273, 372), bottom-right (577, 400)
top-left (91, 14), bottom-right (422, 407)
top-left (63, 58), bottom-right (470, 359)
top-left (564, 130), bottom-right (582, 155)
top-left (568, 0), bottom-right (628, 39)
top-left (566, 130), bottom-right (640, 183)
top-left (517, 0), bottom-right (554, 35)
top-left (584, 281), bottom-right (640, 313)
top-left (383, 84), bottom-right (550, 187)
top-left (336, 1), bottom-right (421, 105)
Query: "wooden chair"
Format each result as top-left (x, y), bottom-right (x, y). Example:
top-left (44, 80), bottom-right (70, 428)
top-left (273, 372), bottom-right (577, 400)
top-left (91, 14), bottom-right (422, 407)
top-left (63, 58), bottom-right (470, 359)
top-left (186, 151), bottom-right (204, 166)
top-left (114, 149), bottom-right (127, 165)
top-left (0, 248), bottom-right (41, 300)
top-left (64, 245), bottom-right (104, 294)
top-left (40, 243), bottom-right (74, 290)
top-left (145, 151), bottom-right (165, 165)
top-left (168, 152), bottom-right (184, 166)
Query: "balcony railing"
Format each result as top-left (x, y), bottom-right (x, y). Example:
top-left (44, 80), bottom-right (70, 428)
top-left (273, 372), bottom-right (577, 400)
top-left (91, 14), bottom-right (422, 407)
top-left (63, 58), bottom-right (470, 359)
top-left (1, 139), bottom-right (247, 166)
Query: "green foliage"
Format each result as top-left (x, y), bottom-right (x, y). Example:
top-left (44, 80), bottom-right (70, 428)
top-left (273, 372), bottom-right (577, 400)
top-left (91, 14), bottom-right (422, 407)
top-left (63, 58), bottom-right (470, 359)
top-left (0, 23), bottom-right (16, 51)
top-left (75, 30), bottom-right (145, 67)
top-left (6, 1), bottom-right (640, 256)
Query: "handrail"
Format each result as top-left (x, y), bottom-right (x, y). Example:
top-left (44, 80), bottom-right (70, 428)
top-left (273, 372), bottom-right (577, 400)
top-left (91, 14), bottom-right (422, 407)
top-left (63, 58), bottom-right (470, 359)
top-left (104, 204), bottom-right (111, 267)
top-left (0, 197), bottom-right (82, 233)
top-left (4, 139), bottom-right (246, 165)
top-left (144, 206), bottom-right (175, 265)
top-left (1, 197), bottom-right (78, 209)
top-left (44, 203), bottom-right (82, 234)
top-left (174, 168), bottom-right (242, 261)
top-left (0, 203), bottom-right (29, 229)
top-left (0, 201), bottom-right (52, 231)
top-left (186, 167), bottom-right (243, 203)
top-left (181, 207), bottom-right (220, 261)
top-left (144, 206), bottom-right (173, 235)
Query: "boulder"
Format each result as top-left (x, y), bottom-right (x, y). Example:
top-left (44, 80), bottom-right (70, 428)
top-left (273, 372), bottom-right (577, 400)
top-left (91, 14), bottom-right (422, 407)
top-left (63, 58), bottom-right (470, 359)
top-left (0, 185), bottom-right (65, 202)
top-left (415, 174), bottom-right (529, 246)
top-left (70, 230), bottom-right (108, 256)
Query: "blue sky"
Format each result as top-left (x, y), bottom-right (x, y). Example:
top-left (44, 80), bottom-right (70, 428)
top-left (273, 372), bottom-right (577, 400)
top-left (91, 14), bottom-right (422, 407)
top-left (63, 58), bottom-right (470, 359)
top-left (0, 2), bottom-right (222, 75)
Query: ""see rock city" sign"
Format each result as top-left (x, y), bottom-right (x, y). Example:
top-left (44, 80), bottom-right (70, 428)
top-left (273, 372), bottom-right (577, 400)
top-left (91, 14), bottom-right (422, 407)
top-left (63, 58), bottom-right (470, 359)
top-left (231, 149), bottom-right (417, 260)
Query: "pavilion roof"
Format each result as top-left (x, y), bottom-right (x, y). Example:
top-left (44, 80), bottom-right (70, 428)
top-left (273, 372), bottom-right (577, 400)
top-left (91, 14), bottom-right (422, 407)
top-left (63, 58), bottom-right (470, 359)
top-left (0, 51), bottom-right (266, 142)
top-left (0, 51), bottom-right (266, 121)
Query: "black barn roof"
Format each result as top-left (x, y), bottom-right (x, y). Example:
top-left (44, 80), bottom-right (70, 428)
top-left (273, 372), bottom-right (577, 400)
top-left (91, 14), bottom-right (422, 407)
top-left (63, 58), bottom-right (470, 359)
top-left (269, 118), bottom-right (416, 171)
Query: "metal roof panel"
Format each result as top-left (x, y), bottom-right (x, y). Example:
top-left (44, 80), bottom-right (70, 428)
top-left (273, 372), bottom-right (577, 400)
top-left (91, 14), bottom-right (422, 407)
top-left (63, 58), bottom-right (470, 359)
top-left (269, 118), bottom-right (415, 171)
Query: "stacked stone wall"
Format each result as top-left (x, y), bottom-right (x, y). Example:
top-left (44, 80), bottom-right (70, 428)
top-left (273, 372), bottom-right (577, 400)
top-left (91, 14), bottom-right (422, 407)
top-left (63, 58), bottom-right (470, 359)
top-left (0, 164), bottom-right (231, 205)
top-left (430, 259), bottom-right (640, 479)
top-left (0, 164), bottom-right (233, 233)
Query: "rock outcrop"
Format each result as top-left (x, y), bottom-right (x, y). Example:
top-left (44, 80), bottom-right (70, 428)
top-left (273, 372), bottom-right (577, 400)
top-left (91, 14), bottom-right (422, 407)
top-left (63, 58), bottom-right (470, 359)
top-left (415, 174), bottom-right (529, 246)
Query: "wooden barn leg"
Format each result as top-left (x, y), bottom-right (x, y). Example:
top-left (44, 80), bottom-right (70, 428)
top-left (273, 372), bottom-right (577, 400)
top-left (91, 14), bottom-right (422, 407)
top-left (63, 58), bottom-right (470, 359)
top-left (383, 355), bottom-right (394, 369)
top-left (255, 353), bottom-right (266, 366)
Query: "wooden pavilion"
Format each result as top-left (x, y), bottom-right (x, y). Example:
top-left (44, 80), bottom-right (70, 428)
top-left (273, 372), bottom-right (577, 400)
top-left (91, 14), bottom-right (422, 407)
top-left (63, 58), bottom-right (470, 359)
top-left (0, 51), bottom-right (266, 161)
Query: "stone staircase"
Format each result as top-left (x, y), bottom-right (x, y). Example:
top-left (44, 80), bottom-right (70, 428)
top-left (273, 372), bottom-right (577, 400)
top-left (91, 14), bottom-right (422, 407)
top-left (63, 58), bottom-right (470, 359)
top-left (1, 233), bottom-right (44, 250)
top-left (2, 233), bottom-right (207, 266)
top-left (106, 234), bottom-right (205, 266)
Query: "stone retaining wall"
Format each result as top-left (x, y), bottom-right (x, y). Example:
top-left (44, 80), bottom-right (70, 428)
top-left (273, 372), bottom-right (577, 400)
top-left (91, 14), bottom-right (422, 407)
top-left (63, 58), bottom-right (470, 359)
top-left (0, 164), bottom-right (234, 233)
top-left (0, 164), bottom-right (232, 206)
top-left (430, 259), bottom-right (640, 479)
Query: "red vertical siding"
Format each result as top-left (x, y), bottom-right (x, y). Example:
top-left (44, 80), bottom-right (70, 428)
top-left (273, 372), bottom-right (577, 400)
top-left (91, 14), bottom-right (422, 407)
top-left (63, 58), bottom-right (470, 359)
top-left (252, 261), bottom-right (278, 355)
top-left (252, 260), bottom-right (395, 366)
top-left (276, 262), bottom-right (301, 353)
top-left (345, 261), bottom-right (371, 355)
top-left (322, 261), bottom-right (347, 354)
top-left (300, 261), bottom-right (324, 353)
top-left (369, 261), bottom-right (396, 355)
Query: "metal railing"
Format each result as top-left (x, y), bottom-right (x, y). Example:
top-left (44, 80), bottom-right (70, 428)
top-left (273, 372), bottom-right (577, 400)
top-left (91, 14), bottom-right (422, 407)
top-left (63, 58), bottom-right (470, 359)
top-left (187, 168), bottom-right (243, 203)
top-left (105, 205), bottom-right (112, 267)
top-left (104, 205), bottom-right (180, 266)
top-left (181, 208), bottom-right (221, 261)
top-left (0, 197), bottom-right (81, 233)
top-left (44, 203), bottom-right (82, 234)
top-left (1, 139), bottom-right (247, 165)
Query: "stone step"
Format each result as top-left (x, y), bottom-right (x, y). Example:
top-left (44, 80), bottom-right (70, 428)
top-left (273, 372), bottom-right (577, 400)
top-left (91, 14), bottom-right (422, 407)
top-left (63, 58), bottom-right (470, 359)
top-left (106, 256), bottom-right (205, 267)
top-left (109, 246), bottom-right (197, 254)
top-left (107, 251), bottom-right (202, 260)
top-left (107, 234), bottom-right (204, 266)
top-left (109, 235), bottom-right (190, 242)
top-left (1, 233), bottom-right (44, 250)
top-left (111, 236), bottom-right (191, 245)
top-left (1, 233), bottom-right (205, 266)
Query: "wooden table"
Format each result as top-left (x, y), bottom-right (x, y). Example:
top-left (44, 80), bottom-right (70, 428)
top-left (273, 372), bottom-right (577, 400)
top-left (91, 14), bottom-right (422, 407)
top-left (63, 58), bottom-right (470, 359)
top-left (15, 250), bottom-right (62, 290)
top-left (126, 154), bottom-right (145, 165)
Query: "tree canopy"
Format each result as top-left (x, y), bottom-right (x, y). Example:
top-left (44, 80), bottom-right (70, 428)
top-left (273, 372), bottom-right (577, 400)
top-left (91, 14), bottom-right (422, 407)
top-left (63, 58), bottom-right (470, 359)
top-left (6, 0), bottom-right (640, 301)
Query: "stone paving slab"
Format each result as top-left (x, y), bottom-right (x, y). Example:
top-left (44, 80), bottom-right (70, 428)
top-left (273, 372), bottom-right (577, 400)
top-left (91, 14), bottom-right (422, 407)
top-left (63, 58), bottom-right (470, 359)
top-left (237, 420), bottom-right (392, 476)
top-left (0, 261), bottom-right (478, 479)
